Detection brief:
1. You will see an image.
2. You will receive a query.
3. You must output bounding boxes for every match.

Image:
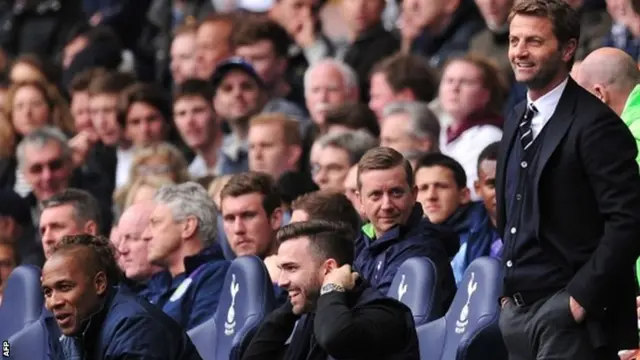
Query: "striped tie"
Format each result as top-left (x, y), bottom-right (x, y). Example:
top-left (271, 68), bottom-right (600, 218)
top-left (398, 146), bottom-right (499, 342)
top-left (520, 104), bottom-right (537, 151)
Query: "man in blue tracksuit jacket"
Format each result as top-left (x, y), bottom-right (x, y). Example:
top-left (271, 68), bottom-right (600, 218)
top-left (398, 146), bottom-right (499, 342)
top-left (142, 182), bottom-right (230, 330)
top-left (353, 147), bottom-right (458, 319)
top-left (40, 234), bottom-right (201, 360)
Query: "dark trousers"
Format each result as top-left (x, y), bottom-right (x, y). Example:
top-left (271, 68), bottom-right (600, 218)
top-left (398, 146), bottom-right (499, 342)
top-left (498, 289), bottom-right (619, 360)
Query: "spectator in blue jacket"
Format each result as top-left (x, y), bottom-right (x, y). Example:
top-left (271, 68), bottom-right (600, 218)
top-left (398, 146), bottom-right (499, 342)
top-left (142, 182), bottom-right (230, 330)
top-left (354, 147), bottom-right (458, 317)
top-left (415, 150), bottom-right (501, 285)
top-left (42, 234), bottom-right (201, 360)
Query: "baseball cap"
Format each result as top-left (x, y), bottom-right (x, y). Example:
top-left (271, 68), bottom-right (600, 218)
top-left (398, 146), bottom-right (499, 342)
top-left (0, 189), bottom-right (31, 226)
top-left (210, 57), bottom-right (265, 91)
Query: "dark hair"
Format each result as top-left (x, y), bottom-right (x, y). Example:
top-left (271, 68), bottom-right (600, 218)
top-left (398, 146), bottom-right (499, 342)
top-left (276, 220), bottom-right (355, 265)
top-left (231, 17), bottom-right (291, 57)
top-left (415, 153), bottom-right (467, 189)
top-left (291, 191), bottom-right (361, 233)
top-left (324, 102), bottom-right (380, 137)
top-left (0, 72), bottom-right (9, 89)
top-left (477, 142), bottom-right (500, 174)
top-left (51, 234), bottom-right (123, 287)
top-left (173, 78), bottom-right (215, 104)
top-left (88, 71), bottom-right (136, 96)
top-left (371, 54), bottom-right (438, 103)
top-left (69, 67), bottom-right (108, 94)
top-left (117, 82), bottom-right (172, 128)
top-left (509, 0), bottom-right (580, 69)
top-left (41, 189), bottom-right (102, 230)
top-left (357, 147), bottom-right (414, 189)
top-left (220, 172), bottom-right (282, 216)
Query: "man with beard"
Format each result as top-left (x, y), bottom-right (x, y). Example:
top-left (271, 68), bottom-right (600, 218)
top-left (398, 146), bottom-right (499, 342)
top-left (496, 0), bottom-right (640, 358)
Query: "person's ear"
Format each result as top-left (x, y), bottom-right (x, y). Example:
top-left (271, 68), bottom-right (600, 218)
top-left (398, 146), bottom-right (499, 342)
top-left (94, 271), bottom-right (108, 296)
top-left (592, 84), bottom-right (609, 104)
top-left (460, 187), bottom-right (471, 205)
top-left (85, 220), bottom-right (99, 236)
top-left (270, 207), bottom-right (284, 230)
top-left (323, 258), bottom-right (338, 276)
top-left (286, 144), bottom-right (302, 169)
top-left (181, 216), bottom-right (199, 239)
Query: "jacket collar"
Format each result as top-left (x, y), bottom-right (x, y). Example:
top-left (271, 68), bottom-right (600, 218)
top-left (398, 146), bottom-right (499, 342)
top-left (184, 244), bottom-right (225, 275)
top-left (361, 204), bottom-right (425, 248)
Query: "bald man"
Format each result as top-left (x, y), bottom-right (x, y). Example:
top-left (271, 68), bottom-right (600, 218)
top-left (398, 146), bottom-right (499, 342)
top-left (116, 203), bottom-right (162, 285)
top-left (576, 47), bottom-right (640, 168)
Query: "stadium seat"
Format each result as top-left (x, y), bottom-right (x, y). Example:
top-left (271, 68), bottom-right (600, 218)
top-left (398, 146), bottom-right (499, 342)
top-left (387, 257), bottom-right (440, 325)
top-left (0, 265), bottom-right (44, 341)
top-left (188, 255), bottom-right (277, 360)
top-left (417, 257), bottom-right (507, 360)
top-left (6, 314), bottom-right (57, 360)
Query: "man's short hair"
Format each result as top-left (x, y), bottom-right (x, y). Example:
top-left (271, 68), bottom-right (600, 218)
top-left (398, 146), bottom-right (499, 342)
top-left (276, 220), bottom-right (355, 266)
top-left (154, 182), bottom-right (218, 245)
top-left (16, 126), bottom-right (71, 170)
top-left (41, 188), bottom-right (102, 231)
top-left (357, 147), bottom-right (414, 189)
top-left (292, 191), bottom-right (361, 233)
top-left (382, 101), bottom-right (441, 152)
top-left (509, 0), bottom-right (580, 69)
top-left (87, 71), bottom-right (136, 97)
top-left (117, 82), bottom-right (172, 128)
top-left (415, 153), bottom-right (467, 189)
top-left (371, 54), bottom-right (438, 103)
top-left (173, 22), bottom-right (198, 38)
top-left (50, 234), bottom-right (122, 287)
top-left (324, 102), bottom-right (380, 137)
top-left (231, 17), bottom-right (291, 57)
top-left (220, 172), bottom-right (282, 216)
top-left (69, 68), bottom-right (108, 94)
top-left (477, 142), bottom-right (500, 173)
top-left (173, 79), bottom-right (215, 104)
top-left (316, 130), bottom-right (379, 166)
top-left (249, 113), bottom-right (302, 145)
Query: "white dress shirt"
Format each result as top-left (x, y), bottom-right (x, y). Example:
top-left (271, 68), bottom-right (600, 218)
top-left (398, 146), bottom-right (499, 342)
top-left (527, 77), bottom-right (569, 140)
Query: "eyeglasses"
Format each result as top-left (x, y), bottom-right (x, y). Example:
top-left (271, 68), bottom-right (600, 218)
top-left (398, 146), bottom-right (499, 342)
top-left (27, 158), bottom-right (65, 175)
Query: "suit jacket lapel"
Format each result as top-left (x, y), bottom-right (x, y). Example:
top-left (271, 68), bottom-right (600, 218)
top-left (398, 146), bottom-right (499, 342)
top-left (497, 102), bottom-right (525, 233)
top-left (532, 79), bottom-right (578, 191)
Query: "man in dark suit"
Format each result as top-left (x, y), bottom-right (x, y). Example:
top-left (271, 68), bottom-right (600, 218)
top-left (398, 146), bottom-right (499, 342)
top-left (496, 0), bottom-right (640, 358)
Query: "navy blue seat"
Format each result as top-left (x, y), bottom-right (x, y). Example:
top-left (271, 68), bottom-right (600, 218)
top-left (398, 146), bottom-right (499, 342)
top-left (188, 255), bottom-right (276, 360)
top-left (6, 313), bottom-right (54, 360)
top-left (387, 257), bottom-right (440, 325)
top-left (417, 257), bottom-right (507, 360)
top-left (0, 265), bottom-right (43, 341)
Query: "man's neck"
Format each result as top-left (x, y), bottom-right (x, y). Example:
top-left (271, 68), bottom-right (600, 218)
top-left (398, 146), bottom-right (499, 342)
top-left (197, 135), bottom-right (221, 168)
top-left (229, 119), bottom-right (250, 140)
top-left (168, 240), bottom-right (204, 277)
top-left (528, 71), bottom-right (568, 101)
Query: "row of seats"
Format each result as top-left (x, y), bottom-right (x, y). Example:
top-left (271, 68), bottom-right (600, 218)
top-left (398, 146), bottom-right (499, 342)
top-left (0, 256), bottom-right (507, 359)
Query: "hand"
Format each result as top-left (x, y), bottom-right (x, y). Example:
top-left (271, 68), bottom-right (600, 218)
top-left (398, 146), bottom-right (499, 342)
top-left (323, 264), bottom-right (359, 290)
top-left (619, 349), bottom-right (640, 360)
top-left (291, 14), bottom-right (317, 49)
top-left (500, 297), bottom-right (510, 309)
top-left (69, 130), bottom-right (99, 168)
top-left (569, 295), bottom-right (586, 323)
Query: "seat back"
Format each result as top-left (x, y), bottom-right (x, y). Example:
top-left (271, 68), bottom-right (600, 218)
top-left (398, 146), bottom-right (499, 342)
top-left (418, 257), bottom-right (507, 360)
top-left (387, 257), bottom-right (440, 325)
top-left (0, 265), bottom-right (43, 341)
top-left (188, 256), bottom-right (276, 360)
top-left (6, 315), bottom-right (53, 360)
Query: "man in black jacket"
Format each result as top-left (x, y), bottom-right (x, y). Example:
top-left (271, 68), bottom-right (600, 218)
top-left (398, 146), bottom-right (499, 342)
top-left (497, 0), bottom-right (640, 358)
top-left (242, 220), bottom-right (419, 360)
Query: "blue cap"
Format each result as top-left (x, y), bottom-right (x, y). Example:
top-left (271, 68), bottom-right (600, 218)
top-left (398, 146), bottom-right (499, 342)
top-left (210, 57), bottom-right (264, 91)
